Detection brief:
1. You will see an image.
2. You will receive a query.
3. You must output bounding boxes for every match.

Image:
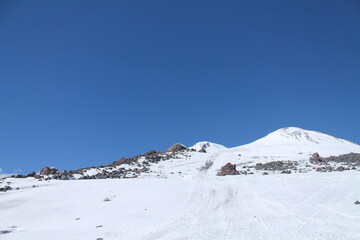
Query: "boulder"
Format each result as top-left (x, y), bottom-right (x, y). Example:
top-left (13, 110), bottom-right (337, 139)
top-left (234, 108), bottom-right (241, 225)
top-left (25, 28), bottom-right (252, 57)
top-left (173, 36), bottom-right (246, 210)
top-left (167, 143), bottom-right (187, 152)
top-left (218, 163), bottom-right (239, 176)
top-left (312, 152), bottom-right (320, 159)
top-left (0, 186), bottom-right (12, 192)
top-left (336, 166), bottom-right (345, 171)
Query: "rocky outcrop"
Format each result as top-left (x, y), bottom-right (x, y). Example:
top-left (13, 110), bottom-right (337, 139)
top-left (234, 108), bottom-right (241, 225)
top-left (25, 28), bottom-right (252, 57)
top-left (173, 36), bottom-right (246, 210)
top-left (167, 143), bottom-right (187, 152)
top-left (324, 153), bottom-right (360, 166)
top-left (218, 163), bottom-right (239, 176)
top-left (310, 152), bottom-right (326, 164)
top-left (312, 152), bottom-right (320, 159)
top-left (39, 167), bottom-right (58, 175)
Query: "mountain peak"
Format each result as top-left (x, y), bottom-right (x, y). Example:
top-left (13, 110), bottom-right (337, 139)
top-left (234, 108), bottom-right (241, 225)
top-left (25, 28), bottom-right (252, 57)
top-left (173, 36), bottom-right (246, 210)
top-left (270, 127), bottom-right (321, 144)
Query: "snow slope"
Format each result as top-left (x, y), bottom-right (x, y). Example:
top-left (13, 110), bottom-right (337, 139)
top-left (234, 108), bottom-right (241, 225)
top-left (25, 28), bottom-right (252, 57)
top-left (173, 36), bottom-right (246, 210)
top-left (1, 172), bottom-right (360, 240)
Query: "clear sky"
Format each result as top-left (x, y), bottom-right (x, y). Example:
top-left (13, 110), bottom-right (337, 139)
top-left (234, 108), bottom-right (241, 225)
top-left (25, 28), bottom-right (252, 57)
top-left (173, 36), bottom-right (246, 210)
top-left (1, 0), bottom-right (360, 174)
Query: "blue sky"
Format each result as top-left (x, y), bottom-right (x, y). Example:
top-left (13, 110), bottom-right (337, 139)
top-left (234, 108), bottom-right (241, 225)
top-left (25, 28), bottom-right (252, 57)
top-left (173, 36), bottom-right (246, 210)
top-left (1, 0), bottom-right (360, 174)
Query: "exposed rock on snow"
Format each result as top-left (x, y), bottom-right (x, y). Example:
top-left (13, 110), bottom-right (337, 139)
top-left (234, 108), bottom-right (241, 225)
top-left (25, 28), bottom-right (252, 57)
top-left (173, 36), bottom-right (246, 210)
top-left (324, 153), bottom-right (360, 165)
top-left (0, 230), bottom-right (11, 235)
top-left (167, 143), bottom-right (187, 152)
top-left (255, 161), bottom-right (298, 171)
top-left (218, 163), bottom-right (239, 176)
top-left (0, 186), bottom-right (11, 192)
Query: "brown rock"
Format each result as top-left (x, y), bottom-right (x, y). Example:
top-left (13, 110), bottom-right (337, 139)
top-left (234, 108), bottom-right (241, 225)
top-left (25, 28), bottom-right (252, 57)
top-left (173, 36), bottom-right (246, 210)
top-left (312, 152), bottom-right (320, 159)
top-left (167, 143), bottom-right (187, 152)
top-left (218, 163), bottom-right (239, 176)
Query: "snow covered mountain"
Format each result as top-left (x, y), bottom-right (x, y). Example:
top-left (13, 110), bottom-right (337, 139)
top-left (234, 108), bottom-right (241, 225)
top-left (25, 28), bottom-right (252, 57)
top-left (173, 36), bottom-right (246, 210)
top-left (230, 127), bottom-right (360, 157)
top-left (7, 126), bottom-right (360, 180)
top-left (1, 127), bottom-right (360, 240)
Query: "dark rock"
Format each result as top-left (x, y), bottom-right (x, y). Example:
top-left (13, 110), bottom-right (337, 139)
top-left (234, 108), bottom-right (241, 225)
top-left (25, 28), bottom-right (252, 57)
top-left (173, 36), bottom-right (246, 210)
top-left (281, 170), bottom-right (291, 174)
top-left (11, 174), bottom-right (25, 178)
top-left (262, 172), bottom-right (269, 175)
top-left (198, 148), bottom-right (206, 153)
top-left (218, 163), bottom-right (239, 176)
top-left (336, 166), bottom-right (345, 171)
top-left (355, 200), bottom-right (360, 205)
top-left (145, 150), bottom-right (157, 155)
top-left (0, 186), bottom-right (12, 192)
top-left (26, 172), bottom-right (36, 177)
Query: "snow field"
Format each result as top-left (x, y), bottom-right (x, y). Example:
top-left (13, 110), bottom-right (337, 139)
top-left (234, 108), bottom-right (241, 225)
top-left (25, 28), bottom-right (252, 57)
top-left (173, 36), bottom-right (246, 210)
top-left (1, 172), bottom-right (360, 240)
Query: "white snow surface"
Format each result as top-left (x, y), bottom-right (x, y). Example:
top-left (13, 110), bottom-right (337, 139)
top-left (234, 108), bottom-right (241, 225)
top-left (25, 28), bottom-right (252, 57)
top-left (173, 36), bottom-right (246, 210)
top-left (1, 173), bottom-right (360, 240)
top-left (1, 127), bottom-right (360, 239)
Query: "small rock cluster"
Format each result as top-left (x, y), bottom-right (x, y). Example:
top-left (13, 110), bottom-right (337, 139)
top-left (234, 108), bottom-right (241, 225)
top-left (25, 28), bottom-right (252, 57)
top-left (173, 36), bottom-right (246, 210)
top-left (254, 161), bottom-right (298, 172)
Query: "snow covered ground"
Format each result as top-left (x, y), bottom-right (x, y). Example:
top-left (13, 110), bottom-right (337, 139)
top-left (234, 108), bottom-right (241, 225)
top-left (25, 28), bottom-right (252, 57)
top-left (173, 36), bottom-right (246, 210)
top-left (1, 171), bottom-right (360, 240)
